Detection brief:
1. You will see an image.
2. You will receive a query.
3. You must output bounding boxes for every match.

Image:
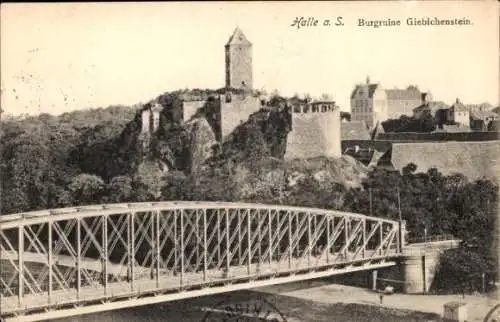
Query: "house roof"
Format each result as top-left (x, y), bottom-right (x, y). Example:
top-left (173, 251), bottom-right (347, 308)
top-left (226, 27), bottom-right (252, 46)
top-left (341, 121), bottom-right (371, 140)
top-left (385, 86), bottom-right (421, 100)
top-left (311, 100), bottom-right (336, 105)
top-left (413, 101), bottom-right (449, 117)
top-left (470, 110), bottom-right (498, 120)
top-left (383, 141), bottom-right (500, 180)
top-left (350, 84), bottom-right (381, 99)
top-left (450, 99), bottom-right (468, 112)
top-left (466, 102), bottom-right (494, 111)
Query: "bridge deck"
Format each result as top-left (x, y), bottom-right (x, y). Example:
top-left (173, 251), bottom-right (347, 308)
top-left (1, 251), bottom-right (150, 276)
top-left (1, 251), bottom-right (399, 315)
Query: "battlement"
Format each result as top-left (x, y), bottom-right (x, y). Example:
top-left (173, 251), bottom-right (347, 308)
top-left (290, 101), bottom-right (338, 114)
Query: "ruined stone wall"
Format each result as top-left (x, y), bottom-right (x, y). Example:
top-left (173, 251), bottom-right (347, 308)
top-left (219, 95), bottom-right (261, 140)
top-left (182, 100), bottom-right (207, 123)
top-left (285, 109), bottom-right (341, 160)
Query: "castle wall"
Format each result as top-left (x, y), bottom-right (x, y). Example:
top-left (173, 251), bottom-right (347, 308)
top-left (284, 109), bottom-right (341, 160)
top-left (182, 100), bottom-right (207, 123)
top-left (219, 94), bottom-right (261, 140)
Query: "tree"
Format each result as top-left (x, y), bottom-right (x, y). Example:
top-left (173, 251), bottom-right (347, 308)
top-left (108, 175), bottom-right (133, 203)
top-left (68, 174), bottom-right (106, 205)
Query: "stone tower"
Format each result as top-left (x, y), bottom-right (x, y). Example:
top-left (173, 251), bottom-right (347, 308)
top-left (225, 27), bottom-right (253, 90)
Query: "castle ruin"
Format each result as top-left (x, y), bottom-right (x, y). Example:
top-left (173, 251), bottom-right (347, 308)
top-left (139, 27), bottom-right (341, 160)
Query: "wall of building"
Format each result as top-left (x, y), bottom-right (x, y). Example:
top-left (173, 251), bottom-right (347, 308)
top-left (453, 110), bottom-right (470, 126)
top-left (219, 94), bottom-right (261, 140)
top-left (387, 99), bottom-right (422, 119)
top-left (351, 98), bottom-right (374, 127)
top-left (351, 86), bottom-right (387, 129)
top-left (225, 44), bottom-right (253, 89)
top-left (284, 109), bottom-right (341, 160)
top-left (372, 90), bottom-right (388, 126)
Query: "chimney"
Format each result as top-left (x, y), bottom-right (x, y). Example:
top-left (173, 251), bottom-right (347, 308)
top-left (366, 76), bottom-right (370, 85)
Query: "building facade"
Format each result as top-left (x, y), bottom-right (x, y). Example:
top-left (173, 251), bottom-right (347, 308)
top-left (350, 77), bottom-right (388, 129)
top-left (385, 85), bottom-right (424, 119)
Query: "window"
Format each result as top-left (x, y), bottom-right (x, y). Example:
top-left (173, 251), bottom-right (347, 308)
top-left (312, 105), bottom-right (319, 113)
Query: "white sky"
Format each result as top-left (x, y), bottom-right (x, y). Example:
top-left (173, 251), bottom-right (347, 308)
top-left (1, 1), bottom-right (498, 115)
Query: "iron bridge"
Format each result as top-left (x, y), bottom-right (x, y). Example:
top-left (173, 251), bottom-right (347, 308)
top-left (0, 202), bottom-right (404, 321)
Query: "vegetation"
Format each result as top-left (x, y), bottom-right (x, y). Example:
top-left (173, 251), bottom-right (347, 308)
top-left (382, 111), bottom-right (436, 133)
top-left (1, 91), bottom-right (497, 293)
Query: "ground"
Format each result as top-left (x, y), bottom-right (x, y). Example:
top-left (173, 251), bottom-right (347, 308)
top-left (258, 283), bottom-right (499, 322)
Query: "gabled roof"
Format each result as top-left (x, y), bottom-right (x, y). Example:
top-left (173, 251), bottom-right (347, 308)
top-left (350, 84), bottom-right (381, 99)
top-left (413, 101), bottom-right (449, 115)
top-left (385, 86), bottom-right (421, 100)
top-left (451, 101), bottom-right (468, 112)
top-left (341, 121), bottom-right (371, 140)
top-left (226, 27), bottom-right (252, 46)
top-left (470, 110), bottom-right (498, 120)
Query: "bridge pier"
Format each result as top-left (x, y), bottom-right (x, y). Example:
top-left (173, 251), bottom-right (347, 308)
top-left (399, 250), bottom-right (443, 294)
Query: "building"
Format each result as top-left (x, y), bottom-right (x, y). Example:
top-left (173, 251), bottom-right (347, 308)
top-left (445, 98), bottom-right (470, 127)
top-left (350, 77), bottom-right (388, 129)
top-left (285, 99), bottom-right (341, 159)
top-left (470, 109), bottom-right (498, 131)
top-left (225, 27), bottom-right (253, 90)
top-left (350, 77), bottom-right (431, 129)
top-left (385, 85), bottom-right (426, 119)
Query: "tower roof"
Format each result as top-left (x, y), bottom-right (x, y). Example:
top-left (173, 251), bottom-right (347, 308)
top-left (226, 27), bottom-right (252, 46)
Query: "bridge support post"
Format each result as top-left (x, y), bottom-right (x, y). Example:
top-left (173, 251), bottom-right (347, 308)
top-left (18, 225), bottom-right (24, 308)
top-left (203, 209), bottom-right (207, 282)
top-left (48, 221), bottom-right (53, 304)
top-left (102, 215), bottom-right (108, 296)
top-left (155, 211), bottom-right (160, 288)
top-left (76, 218), bottom-right (81, 300)
top-left (372, 270), bottom-right (378, 291)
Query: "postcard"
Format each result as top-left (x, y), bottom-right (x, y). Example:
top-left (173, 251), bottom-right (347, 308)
top-left (1, 1), bottom-right (498, 321)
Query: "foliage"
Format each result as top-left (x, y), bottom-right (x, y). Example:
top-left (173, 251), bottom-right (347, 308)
top-left (68, 174), bottom-right (106, 205)
top-left (382, 112), bottom-right (436, 133)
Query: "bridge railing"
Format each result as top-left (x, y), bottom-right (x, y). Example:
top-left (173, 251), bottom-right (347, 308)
top-left (407, 234), bottom-right (457, 244)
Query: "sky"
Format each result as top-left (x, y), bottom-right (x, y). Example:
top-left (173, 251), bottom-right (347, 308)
top-left (1, 1), bottom-right (498, 116)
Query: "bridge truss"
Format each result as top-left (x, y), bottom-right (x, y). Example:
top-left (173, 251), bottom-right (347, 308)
top-left (0, 202), bottom-right (403, 321)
